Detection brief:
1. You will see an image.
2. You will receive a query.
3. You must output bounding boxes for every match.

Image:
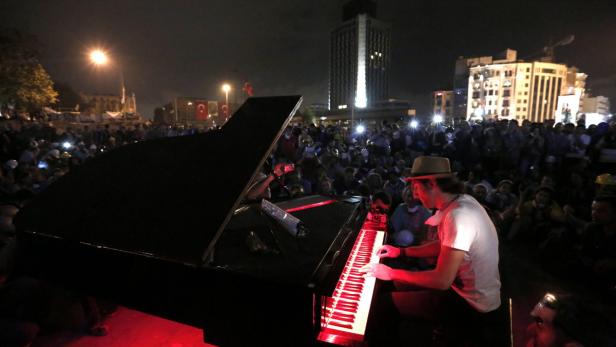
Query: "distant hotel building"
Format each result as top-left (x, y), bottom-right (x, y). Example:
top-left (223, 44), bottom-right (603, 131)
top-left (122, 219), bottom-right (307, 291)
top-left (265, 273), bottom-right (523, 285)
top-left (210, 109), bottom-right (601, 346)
top-left (582, 96), bottom-right (610, 115)
top-left (329, 0), bottom-right (391, 110)
top-left (453, 54), bottom-right (497, 119)
top-left (465, 49), bottom-right (588, 123)
top-left (432, 90), bottom-right (454, 120)
top-left (579, 95), bottom-right (612, 125)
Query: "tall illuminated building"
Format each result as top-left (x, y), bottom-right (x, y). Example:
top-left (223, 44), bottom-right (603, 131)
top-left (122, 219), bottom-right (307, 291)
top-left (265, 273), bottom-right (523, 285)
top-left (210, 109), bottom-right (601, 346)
top-left (329, 0), bottom-right (391, 110)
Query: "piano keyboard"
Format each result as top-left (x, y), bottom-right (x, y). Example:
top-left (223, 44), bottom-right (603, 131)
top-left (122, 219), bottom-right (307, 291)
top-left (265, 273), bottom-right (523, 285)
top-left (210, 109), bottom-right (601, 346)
top-left (317, 211), bottom-right (387, 346)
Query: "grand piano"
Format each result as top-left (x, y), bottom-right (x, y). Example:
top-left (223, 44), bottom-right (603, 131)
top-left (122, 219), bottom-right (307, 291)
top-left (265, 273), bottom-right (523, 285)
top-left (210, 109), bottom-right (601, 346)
top-left (14, 96), bottom-right (387, 346)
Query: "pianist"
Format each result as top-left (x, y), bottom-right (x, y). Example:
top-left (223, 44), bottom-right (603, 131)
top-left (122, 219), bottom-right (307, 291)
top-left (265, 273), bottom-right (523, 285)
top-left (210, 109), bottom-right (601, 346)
top-left (360, 156), bottom-right (502, 344)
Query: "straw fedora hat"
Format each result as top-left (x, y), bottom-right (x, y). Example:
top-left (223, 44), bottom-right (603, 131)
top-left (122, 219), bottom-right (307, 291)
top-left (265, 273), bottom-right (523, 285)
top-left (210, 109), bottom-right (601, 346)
top-left (405, 156), bottom-right (456, 181)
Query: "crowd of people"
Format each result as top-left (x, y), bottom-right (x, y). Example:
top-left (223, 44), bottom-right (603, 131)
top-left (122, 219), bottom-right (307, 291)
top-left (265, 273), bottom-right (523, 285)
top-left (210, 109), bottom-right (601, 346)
top-left (0, 116), bottom-right (615, 346)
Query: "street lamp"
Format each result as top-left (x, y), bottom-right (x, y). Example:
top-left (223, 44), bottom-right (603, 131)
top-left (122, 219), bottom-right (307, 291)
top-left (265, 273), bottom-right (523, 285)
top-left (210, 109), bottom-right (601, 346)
top-left (222, 83), bottom-right (231, 120)
top-left (89, 49), bottom-right (108, 66)
top-left (88, 48), bottom-right (126, 116)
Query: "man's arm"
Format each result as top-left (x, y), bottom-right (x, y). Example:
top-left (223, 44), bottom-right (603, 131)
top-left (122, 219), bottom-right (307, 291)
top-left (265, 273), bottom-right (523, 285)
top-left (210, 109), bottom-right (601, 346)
top-left (390, 245), bottom-right (465, 290)
top-left (402, 240), bottom-right (441, 258)
top-left (245, 174), bottom-right (275, 200)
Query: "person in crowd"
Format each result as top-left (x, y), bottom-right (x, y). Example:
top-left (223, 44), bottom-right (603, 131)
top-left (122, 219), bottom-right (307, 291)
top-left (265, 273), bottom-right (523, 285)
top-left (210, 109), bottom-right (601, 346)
top-left (508, 186), bottom-right (567, 243)
top-left (364, 172), bottom-right (384, 197)
top-left (315, 176), bottom-right (336, 196)
top-left (370, 190), bottom-right (392, 216)
top-left (487, 179), bottom-right (518, 214)
top-left (595, 173), bottom-right (616, 196)
top-left (278, 128), bottom-right (297, 161)
top-left (360, 156), bottom-right (502, 345)
top-left (462, 166), bottom-right (493, 194)
top-left (471, 182), bottom-right (491, 206)
top-left (389, 185), bottom-right (431, 247)
top-left (575, 195), bottom-right (616, 290)
top-left (560, 171), bottom-right (593, 220)
top-left (383, 170), bottom-right (406, 208)
top-left (525, 292), bottom-right (614, 347)
top-left (333, 167), bottom-right (360, 196)
top-left (245, 162), bottom-right (288, 201)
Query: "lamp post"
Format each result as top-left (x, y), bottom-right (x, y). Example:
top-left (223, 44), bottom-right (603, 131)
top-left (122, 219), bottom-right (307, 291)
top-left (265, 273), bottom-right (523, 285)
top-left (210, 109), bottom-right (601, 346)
top-left (89, 49), bottom-right (126, 116)
top-left (222, 83), bottom-right (231, 120)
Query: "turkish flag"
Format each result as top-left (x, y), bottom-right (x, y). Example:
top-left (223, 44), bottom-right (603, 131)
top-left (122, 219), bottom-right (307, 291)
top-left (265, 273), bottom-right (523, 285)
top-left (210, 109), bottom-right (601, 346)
top-left (242, 82), bottom-right (254, 97)
top-left (195, 103), bottom-right (208, 120)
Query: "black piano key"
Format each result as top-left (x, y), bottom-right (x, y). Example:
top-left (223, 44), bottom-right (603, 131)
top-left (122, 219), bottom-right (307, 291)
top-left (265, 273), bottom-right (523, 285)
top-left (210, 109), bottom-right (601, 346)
top-left (329, 311), bottom-right (356, 319)
top-left (337, 299), bottom-right (360, 306)
top-left (331, 314), bottom-right (355, 323)
top-left (341, 288), bottom-right (361, 295)
top-left (340, 295), bottom-right (361, 301)
top-left (328, 321), bottom-right (354, 329)
top-left (334, 306), bottom-right (358, 314)
top-left (335, 300), bottom-right (359, 308)
top-left (344, 279), bottom-right (364, 286)
top-left (342, 284), bottom-right (363, 291)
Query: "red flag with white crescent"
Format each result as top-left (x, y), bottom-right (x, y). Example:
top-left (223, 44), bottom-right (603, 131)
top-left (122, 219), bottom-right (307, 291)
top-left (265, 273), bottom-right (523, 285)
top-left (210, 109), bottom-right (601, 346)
top-left (242, 82), bottom-right (254, 97)
top-left (195, 103), bottom-right (208, 120)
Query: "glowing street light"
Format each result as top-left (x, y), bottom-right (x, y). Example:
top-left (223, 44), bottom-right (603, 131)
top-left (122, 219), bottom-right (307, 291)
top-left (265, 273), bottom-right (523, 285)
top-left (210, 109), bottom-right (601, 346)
top-left (355, 124), bottom-right (365, 134)
top-left (433, 114), bottom-right (443, 123)
top-left (88, 48), bottom-right (127, 117)
top-left (89, 49), bottom-right (108, 66)
top-left (409, 120), bottom-right (418, 129)
top-left (222, 83), bottom-right (231, 119)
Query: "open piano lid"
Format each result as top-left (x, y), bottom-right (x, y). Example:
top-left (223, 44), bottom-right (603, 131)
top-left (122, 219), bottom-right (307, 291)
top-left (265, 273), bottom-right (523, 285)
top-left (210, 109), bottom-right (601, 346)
top-left (15, 95), bottom-right (302, 267)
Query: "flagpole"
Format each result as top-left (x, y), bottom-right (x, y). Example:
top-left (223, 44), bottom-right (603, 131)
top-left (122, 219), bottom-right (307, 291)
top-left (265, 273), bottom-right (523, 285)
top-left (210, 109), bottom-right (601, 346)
top-left (120, 70), bottom-right (126, 115)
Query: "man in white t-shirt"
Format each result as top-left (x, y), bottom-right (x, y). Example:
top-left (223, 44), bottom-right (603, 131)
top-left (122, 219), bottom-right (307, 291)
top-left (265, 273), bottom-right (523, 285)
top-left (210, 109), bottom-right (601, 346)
top-left (360, 156), bottom-right (502, 343)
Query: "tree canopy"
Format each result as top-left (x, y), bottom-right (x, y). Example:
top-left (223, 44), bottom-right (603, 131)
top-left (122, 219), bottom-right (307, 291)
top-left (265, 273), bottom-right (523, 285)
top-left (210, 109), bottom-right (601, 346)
top-left (53, 82), bottom-right (85, 111)
top-left (0, 27), bottom-right (57, 113)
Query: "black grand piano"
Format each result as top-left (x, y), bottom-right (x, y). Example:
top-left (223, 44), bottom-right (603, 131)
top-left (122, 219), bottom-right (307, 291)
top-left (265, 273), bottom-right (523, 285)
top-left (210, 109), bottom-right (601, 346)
top-left (14, 96), bottom-right (387, 346)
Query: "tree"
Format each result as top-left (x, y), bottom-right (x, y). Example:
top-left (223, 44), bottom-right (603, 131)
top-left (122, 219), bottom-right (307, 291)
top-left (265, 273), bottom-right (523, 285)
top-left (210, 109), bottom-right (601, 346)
top-left (0, 27), bottom-right (57, 113)
top-left (53, 82), bottom-right (84, 110)
top-left (301, 107), bottom-right (316, 125)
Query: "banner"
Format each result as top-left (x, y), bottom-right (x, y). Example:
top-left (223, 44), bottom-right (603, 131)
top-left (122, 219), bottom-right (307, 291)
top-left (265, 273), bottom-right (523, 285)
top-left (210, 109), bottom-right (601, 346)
top-left (555, 95), bottom-right (580, 124)
top-left (195, 102), bottom-right (208, 120)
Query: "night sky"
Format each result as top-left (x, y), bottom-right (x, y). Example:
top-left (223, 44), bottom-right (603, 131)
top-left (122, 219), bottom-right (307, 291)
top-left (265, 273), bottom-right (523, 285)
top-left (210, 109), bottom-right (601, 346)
top-left (2, 0), bottom-right (615, 117)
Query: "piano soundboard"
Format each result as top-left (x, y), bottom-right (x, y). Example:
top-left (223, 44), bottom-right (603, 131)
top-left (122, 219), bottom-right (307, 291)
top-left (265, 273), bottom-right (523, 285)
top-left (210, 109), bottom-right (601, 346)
top-left (318, 211), bottom-right (387, 346)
